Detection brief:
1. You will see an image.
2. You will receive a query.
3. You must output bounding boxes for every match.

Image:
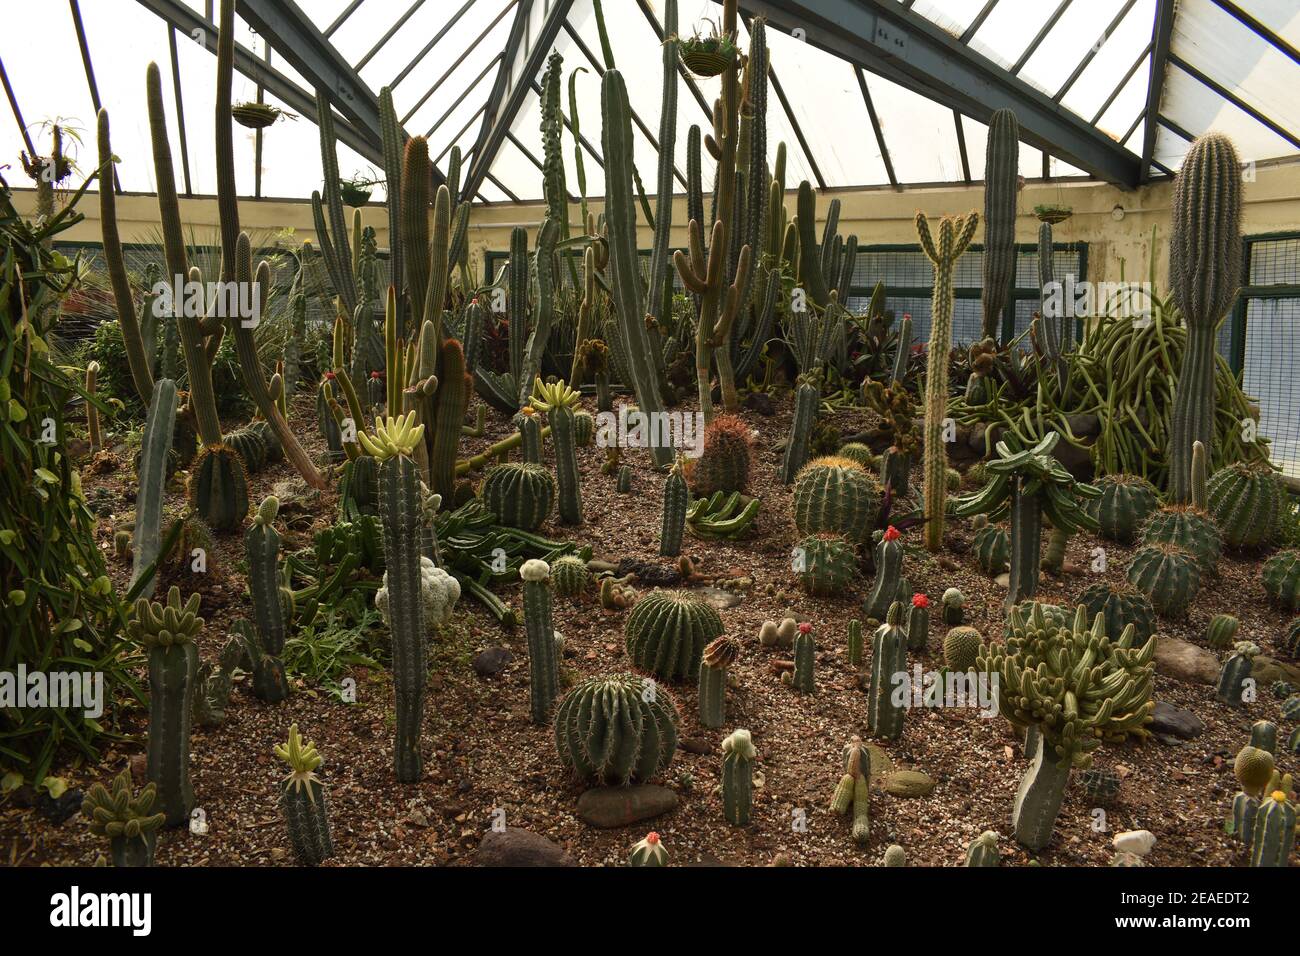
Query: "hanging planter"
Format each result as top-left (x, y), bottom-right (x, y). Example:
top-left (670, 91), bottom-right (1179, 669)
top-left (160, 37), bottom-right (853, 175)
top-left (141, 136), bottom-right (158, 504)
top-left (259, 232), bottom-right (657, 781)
top-left (1033, 203), bottom-right (1073, 224)
top-left (679, 23), bottom-right (738, 78)
top-left (339, 175), bottom-right (376, 207)
top-left (232, 102), bottom-right (285, 130)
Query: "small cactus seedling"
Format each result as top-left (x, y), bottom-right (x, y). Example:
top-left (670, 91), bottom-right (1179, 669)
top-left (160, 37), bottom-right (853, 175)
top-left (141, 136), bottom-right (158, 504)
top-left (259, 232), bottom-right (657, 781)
top-left (628, 831), bottom-right (669, 867)
top-left (965, 830), bottom-right (1001, 866)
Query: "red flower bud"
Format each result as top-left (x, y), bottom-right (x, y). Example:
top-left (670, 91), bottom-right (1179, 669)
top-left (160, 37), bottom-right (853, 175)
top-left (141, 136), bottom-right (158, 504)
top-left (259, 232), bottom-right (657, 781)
top-left (884, 525), bottom-right (901, 542)
top-left (645, 832), bottom-right (660, 844)
top-left (912, 593), bottom-right (929, 608)
top-left (798, 622), bottom-right (812, 634)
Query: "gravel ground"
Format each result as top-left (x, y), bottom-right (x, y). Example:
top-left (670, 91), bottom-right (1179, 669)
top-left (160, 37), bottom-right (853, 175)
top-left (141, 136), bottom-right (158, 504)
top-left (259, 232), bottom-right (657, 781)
top-left (2, 389), bottom-right (1296, 868)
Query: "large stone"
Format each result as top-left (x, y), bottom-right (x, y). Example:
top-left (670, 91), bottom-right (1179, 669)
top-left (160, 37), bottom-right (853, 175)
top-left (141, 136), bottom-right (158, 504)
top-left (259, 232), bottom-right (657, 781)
top-left (1253, 655), bottom-right (1300, 687)
top-left (577, 784), bottom-right (679, 829)
top-left (472, 646), bottom-right (512, 678)
top-left (697, 587), bottom-right (743, 610)
top-left (476, 828), bottom-right (571, 866)
top-left (1154, 637), bottom-right (1219, 684)
top-left (1150, 701), bottom-right (1205, 739)
top-left (884, 770), bottom-right (935, 798)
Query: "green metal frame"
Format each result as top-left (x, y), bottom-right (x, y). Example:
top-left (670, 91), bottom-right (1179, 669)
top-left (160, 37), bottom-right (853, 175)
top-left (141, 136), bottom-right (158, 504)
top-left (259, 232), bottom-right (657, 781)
top-left (1225, 230), bottom-right (1300, 376)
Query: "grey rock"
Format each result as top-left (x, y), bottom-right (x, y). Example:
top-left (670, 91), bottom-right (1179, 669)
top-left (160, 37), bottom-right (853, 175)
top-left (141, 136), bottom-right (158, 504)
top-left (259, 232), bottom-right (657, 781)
top-left (472, 646), bottom-right (513, 677)
top-left (697, 587), bottom-right (743, 610)
top-left (1154, 637), bottom-right (1219, 684)
top-left (476, 828), bottom-right (571, 866)
top-left (1150, 701), bottom-right (1204, 739)
top-left (884, 770), bottom-right (934, 798)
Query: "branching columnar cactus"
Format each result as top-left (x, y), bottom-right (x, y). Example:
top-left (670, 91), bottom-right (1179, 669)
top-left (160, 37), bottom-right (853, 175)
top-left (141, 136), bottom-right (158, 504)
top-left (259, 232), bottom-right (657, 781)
top-left (972, 524), bottom-right (1009, 576)
top-left (360, 412), bottom-right (428, 782)
top-left (1206, 463), bottom-right (1283, 548)
top-left (81, 770), bottom-right (166, 867)
top-left (906, 593), bottom-right (929, 652)
top-left (721, 729), bottom-right (756, 826)
top-left (481, 463), bottom-right (555, 531)
top-left (531, 378), bottom-right (582, 524)
top-left (867, 602), bottom-right (908, 741)
top-left (629, 832), bottom-right (669, 867)
top-left (1206, 613), bottom-right (1240, 649)
top-left (965, 831), bottom-right (1001, 867)
top-left (916, 210), bottom-right (978, 552)
top-left (794, 533), bottom-right (856, 596)
top-left (780, 380), bottom-right (821, 484)
top-left (1168, 133), bottom-right (1243, 503)
top-left (1216, 641), bottom-right (1260, 707)
top-left (1089, 474), bottom-right (1160, 545)
top-left (977, 604), bottom-right (1156, 850)
top-left (1263, 551), bottom-right (1300, 612)
top-left (1077, 582), bottom-right (1157, 646)
top-left (847, 619), bottom-right (864, 666)
top-left (981, 108), bottom-right (1019, 343)
top-left (793, 456), bottom-right (880, 543)
top-left (691, 414), bottom-right (752, 497)
top-left (274, 724), bottom-right (334, 866)
top-left (1249, 789), bottom-right (1296, 867)
top-left (830, 736), bottom-right (872, 845)
top-left (554, 673), bottom-right (680, 785)
top-left (242, 496), bottom-right (289, 702)
top-left (864, 526), bottom-right (906, 621)
top-left (660, 458), bottom-right (689, 557)
top-left (791, 622), bottom-right (815, 693)
top-left (130, 586), bottom-right (203, 828)
top-left (944, 626), bottom-right (983, 672)
top-left (699, 635), bottom-right (739, 729)
top-left (521, 559), bottom-right (559, 725)
top-left (625, 589), bottom-right (725, 682)
top-left (131, 377), bottom-right (176, 598)
top-left (952, 432), bottom-right (1099, 611)
top-left (1126, 542), bottom-right (1201, 617)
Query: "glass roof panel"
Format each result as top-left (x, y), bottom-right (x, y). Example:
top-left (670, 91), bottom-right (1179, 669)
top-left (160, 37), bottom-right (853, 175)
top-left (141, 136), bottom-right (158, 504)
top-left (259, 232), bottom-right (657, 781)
top-left (863, 71), bottom-right (962, 184)
top-left (966, 0), bottom-right (1062, 71)
top-left (1161, 63), bottom-right (1297, 162)
top-left (1018, 0), bottom-right (1128, 99)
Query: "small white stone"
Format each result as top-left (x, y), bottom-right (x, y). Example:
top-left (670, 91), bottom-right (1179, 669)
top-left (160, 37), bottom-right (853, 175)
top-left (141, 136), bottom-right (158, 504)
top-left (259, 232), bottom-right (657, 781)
top-left (1112, 829), bottom-right (1156, 856)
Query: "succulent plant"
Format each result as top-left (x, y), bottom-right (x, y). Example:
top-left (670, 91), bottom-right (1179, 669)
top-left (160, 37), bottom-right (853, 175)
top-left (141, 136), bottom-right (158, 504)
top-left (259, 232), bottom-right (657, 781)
top-left (883, 844), bottom-right (906, 866)
top-left (1263, 551), bottom-right (1300, 612)
top-left (554, 673), bottom-right (679, 786)
top-left (972, 525), bottom-right (1009, 577)
top-left (965, 830), bottom-right (1000, 867)
top-left (1206, 463), bottom-right (1284, 548)
top-left (1250, 721), bottom-right (1279, 756)
top-left (792, 456), bottom-right (880, 543)
top-left (1205, 613), bottom-right (1240, 649)
top-left (941, 587), bottom-right (964, 626)
top-left (698, 635), bottom-right (739, 729)
top-left (1283, 618), bottom-right (1300, 659)
top-left (847, 618), bottom-right (864, 666)
top-left (794, 532), bottom-right (857, 596)
top-left (867, 602), bottom-right (908, 741)
top-left (274, 724), bottom-right (333, 865)
top-left (629, 831), bottom-right (669, 867)
top-left (1216, 641), bottom-right (1260, 707)
top-left (1126, 542), bottom-right (1201, 617)
top-left (481, 462), bottom-right (556, 531)
top-left (550, 554), bottom-right (589, 599)
top-left (864, 525), bottom-right (907, 621)
top-left (830, 735), bottom-right (872, 845)
top-left (521, 560), bottom-right (560, 725)
top-left (791, 622), bottom-right (815, 694)
top-left (1077, 768), bottom-right (1121, 805)
top-left (660, 458), bottom-right (689, 557)
top-left (625, 589), bottom-right (725, 682)
top-left (1228, 790), bottom-right (1260, 845)
top-left (721, 729), bottom-right (756, 826)
top-left (1249, 789), bottom-right (1295, 867)
top-left (1088, 474), bottom-right (1160, 545)
top-left (81, 770), bottom-right (166, 867)
top-left (1077, 582), bottom-right (1156, 645)
top-left (1141, 505), bottom-right (1222, 576)
top-left (943, 626), bottom-right (982, 672)
top-left (690, 413), bottom-right (752, 497)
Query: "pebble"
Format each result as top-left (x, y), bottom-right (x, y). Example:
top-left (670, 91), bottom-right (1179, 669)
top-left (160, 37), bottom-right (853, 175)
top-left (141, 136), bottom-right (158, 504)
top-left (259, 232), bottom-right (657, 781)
top-left (1112, 829), bottom-right (1156, 857)
top-left (884, 770), bottom-right (935, 798)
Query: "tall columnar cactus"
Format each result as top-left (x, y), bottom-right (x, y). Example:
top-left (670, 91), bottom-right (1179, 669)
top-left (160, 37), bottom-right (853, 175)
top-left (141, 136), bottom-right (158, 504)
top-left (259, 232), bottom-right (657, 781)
top-left (274, 724), bottom-right (334, 866)
top-left (779, 380), bottom-right (820, 484)
top-left (868, 602), bottom-right (908, 741)
top-left (1249, 790), bottom-right (1296, 867)
top-left (698, 635), bottom-right (739, 729)
top-left (516, 218), bottom-right (560, 408)
top-left (1089, 474), bottom-right (1160, 545)
top-left (660, 458), bottom-right (689, 557)
top-left (906, 593), bottom-right (930, 653)
top-left (793, 456), bottom-right (880, 542)
top-left (978, 604), bottom-right (1156, 850)
top-left (864, 526), bottom-right (906, 621)
top-left (84, 362), bottom-right (103, 453)
top-left (360, 412), bottom-right (428, 782)
top-left (721, 729), bottom-right (756, 826)
top-left (402, 136), bottom-right (431, 335)
top-left (916, 210), bottom-right (978, 551)
top-left (625, 589), bottom-right (725, 682)
top-left (130, 586), bottom-right (203, 828)
top-left (481, 462), bottom-right (555, 531)
top-left (240, 496), bottom-right (289, 704)
top-left (847, 619), bottom-right (864, 666)
top-left (530, 378), bottom-right (582, 524)
top-left (1206, 463), bottom-right (1283, 548)
top-left (792, 622), bottom-right (815, 693)
top-left (965, 831), bottom-right (1001, 867)
top-left (1167, 134), bottom-right (1243, 502)
top-left (378, 87), bottom-right (404, 332)
top-left (430, 337), bottom-right (470, 500)
top-left (1264, 552), bottom-right (1300, 611)
top-left (554, 673), bottom-right (679, 785)
top-left (516, 409), bottom-right (543, 464)
top-left (952, 432), bottom-right (1099, 611)
top-left (1228, 791), bottom-right (1260, 846)
top-left (521, 559), bottom-right (559, 725)
top-left (830, 736), bottom-right (872, 845)
top-left (1216, 641), bottom-right (1260, 707)
top-left (81, 770), bottom-right (166, 867)
top-left (981, 109), bottom-right (1019, 342)
top-left (131, 378), bottom-right (176, 598)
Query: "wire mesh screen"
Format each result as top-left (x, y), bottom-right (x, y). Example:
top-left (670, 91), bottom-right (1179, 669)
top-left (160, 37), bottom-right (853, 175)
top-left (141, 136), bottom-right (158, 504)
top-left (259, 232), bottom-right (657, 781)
top-left (1249, 237), bottom-right (1300, 285)
top-left (1243, 296), bottom-right (1300, 478)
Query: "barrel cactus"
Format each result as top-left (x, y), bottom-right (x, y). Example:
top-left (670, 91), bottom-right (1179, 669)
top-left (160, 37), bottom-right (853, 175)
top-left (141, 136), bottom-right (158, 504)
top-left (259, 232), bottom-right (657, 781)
top-left (883, 845), bottom-right (906, 866)
top-left (481, 462), bottom-right (555, 531)
top-left (1205, 613), bottom-right (1240, 649)
top-left (1263, 551), bottom-right (1300, 612)
top-left (81, 770), bottom-right (166, 867)
top-left (965, 830), bottom-right (1000, 866)
top-left (629, 832), bottom-right (668, 867)
top-left (794, 532), bottom-right (857, 596)
top-left (1206, 464), bottom-right (1283, 548)
top-left (1283, 618), bottom-right (1300, 658)
top-left (837, 442), bottom-right (876, 469)
top-left (1076, 582), bottom-right (1156, 646)
top-left (1126, 542), bottom-right (1201, 617)
top-left (554, 673), bottom-right (679, 785)
top-left (792, 456), bottom-right (880, 542)
top-left (698, 635), bottom-right (739, 729)
top-left (550, 554), bottom-right (589, 598)
top-left (1141, 505), bottom-right (1222, 575)
top-left (187, 443), bottom-right (249, 532)
top-left (624, 589), bottom-right (725, 682)
top-left (689, 413), bottom-right (752, 497)
top-left (1250, 721), bottom-right (1278, 756)
top-left (1216, 641), bottom-right (1260, 707)
top-left (274, 724), bottom-right (333, 866)
top-left (943, 625), bottom-right (983, 672)
top-left (721, 729), bottom-right (756, 826)
top-left (1249, 789), bottom-right (1296, 867)
top-left (1088, 474), bottom-right (1160, 545)
top-left (972, 524), bottom-right (1009, 576)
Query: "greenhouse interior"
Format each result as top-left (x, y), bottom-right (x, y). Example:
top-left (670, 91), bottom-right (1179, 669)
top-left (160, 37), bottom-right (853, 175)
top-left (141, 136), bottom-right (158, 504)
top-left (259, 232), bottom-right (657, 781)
top-left (3, 0), bottom-right (1300, 887)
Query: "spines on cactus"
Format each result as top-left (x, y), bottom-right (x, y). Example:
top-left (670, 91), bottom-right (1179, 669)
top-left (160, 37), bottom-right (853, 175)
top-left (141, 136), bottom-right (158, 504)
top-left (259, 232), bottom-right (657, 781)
top-left (1206, 463), bottom-right (1283, 548)
top-left (1249, 790), bottom-right (1296, 867)
top-left (941, 588), bottom-right (964, 625)
top-left (864, 526), bottom-right (906, 621)
top-left (793, 456), bottom-right (880, 543)
top-left (1126, 542), bottom-right (1201, 617)
top-left (699, 636), bottom-right (739, 729)
top-left (1089, 474), bottom-right (1160, 545)
top-left (1263, 551), bottom-right (1300, 612)
top-left (481, 462), bottom-right (555, 531)
top-left (274, 724), bottom-right (334, 866)
top-left (521, 559), bottom-right (559, 725)
top-left (867, 601), bottom-right (908, 741)
top-left (792, 622), bottom-right (815, 693)
top-left (981, 108), bottom-right (1019, 343)
top-left (972, 525), bottom-right (1009, 576)
top-left (794, 533), bottom-right (857, 596)
top-left (830, 736), bottom-right (872, 845)
top-left (1206, 613), bottom-right (1240, 649)
top-left (721, 729), bottom-right (756, 826)
top-left (629, 832), bottom-right (669, 867)
top-left (554, 673), bottom-right (679, 785)
top-left (625, 589), bottom-right (725, 682)
top-left (691, 413), bottom-right (752, 497)
top-left (660, 458), bottom-right (689, 557)
top-left (906, 593), bottom-right (930, 652)
top-left (132, 378), bottom-right (177, 597)
top-left (1077, 582), bottom-right (1156, 646)
top-left (779, 381), bottom-right (819, 484)
top-left (943, 626), bottom-right (982, 672)
top-left (244, 496), bottom-right (289, 702)
top-left (965, 830), bottom-right (1001, 866)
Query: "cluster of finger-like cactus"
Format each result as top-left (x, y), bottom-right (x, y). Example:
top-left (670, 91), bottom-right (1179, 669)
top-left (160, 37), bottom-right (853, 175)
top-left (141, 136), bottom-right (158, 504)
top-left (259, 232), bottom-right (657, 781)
top-left (81, 770), bottom-right (166, 867)
top-left (1077, 582), bottom-right (1157, 645)
top-left (830, 736), bottom-right (872, 845)
top-left (554, 673), bottom-right (680, 786)
top-left (792, 456), bottom-right (880, 543)
top-left (625, 589), bottom-right (725, 681)
top-left (687, 491), bottom-right (760, 539)
top-left (1088, 474), bottom-right (1160, 545)
top-left (793, 532), bottom-right (857, 596)
top-left (699, 636), bottom-right (739, 729)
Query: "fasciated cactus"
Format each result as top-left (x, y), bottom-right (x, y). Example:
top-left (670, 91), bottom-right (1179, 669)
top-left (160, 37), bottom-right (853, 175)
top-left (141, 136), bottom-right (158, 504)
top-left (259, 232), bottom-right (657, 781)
top-left (965, 830), bottom-right (1001, 866)
top-left (1141, 505), bottom-right (1222, 575)
top-left (1263, 551), bottom-right (1300, 612)
top-left (792, 456), bottom-right (880, 542)
top-left (721, 729), bottom-right (756, 826)
top-left (830, 736), bottom-right (872, 845)
top-left (698, 635), bottom-right (739, 729)
top-left (1126, 542), bottom-right (1201, 617)
top-left (972, 524), bottom-right (1009, 576)
top-left (481, 462), bottom-right (556, 531)
top-left (551, 554), bottom-right (589, 598)
top-left (1249, 790), bottom-right (1296, 867)
top-left (521, 559), bottom-right (560, 725)
top-left (1205, 613), bottom-right (1240, 649)
top-left (690, 413), bottom-right (752, 497)
top-left (793, 532), bottom-right (857, 596)
top-left (274, 724), bottom-right (334, 866)
top-left (1206, 464), bottom-right (1283, 548)
top-left (864, 526), bottom-right (906, 621)
top-left (1077, 582), bottom-right (1156, 645)
top-left (555, 673), bottom-right (679, 785)
top-left (81, 770), bottom-right (166, 867)
top-left (1089, 474), bottom-right (1160, 545)
top-left (867, 602), bottom-right (908, 741)
top-left (660, 458), bottom-right (689, 557)
top-left (943, 626), bottom-right (982, 672)
top-left (1216, 641), bottom-right (1260, 707)
top-left (624, 589), bottom-right (724, 682)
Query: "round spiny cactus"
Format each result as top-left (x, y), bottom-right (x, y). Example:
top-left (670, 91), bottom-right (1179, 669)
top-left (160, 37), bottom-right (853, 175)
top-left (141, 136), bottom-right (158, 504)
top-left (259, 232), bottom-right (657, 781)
top-left (1140, 505), bottom-right (1222, 575)
top-left (943, 625), bottom-right (983, 672)
top-left (1206, 463), bottom-right (1283, 548)
top-left (1088, 474), bottom-right (1160, 545)
top-left (1076, 581), bottom-right (1156, 645)
top-left (792, 456), bottom-right (881, 543)
top-left (554, 673), bottom-right (679, 785)
top-left (1263, 551), bottom-right (1300, 612)
top-left (1126, 542), bottom-right (1201, 617)
top-left (550, 554), bottom-right (589, 598)
top-left (1234, 745), bottom-right (1275, 796)
top-left (837, 442), bottom-right (877, 470)
top-left (624, 589), bottom-right (725, 681)
top-left (794, 532), bottom-right (858, 596)
top-left (1077, 768), bottom-right (1121, 805)
top-left (689, 413), bottom-right (753, 497)
top-left (480, 462), bottom-right (556, 531)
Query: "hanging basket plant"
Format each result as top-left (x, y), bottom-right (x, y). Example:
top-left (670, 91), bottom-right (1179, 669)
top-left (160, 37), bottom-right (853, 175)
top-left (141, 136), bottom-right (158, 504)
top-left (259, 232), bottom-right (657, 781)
top-left (679, 21), bottom-right (739, 77)
top-left (339, 174), bottom-right (379, 207)
top-left (232, 101), bottom-right (287, 130)
top-left (1033, 203), bottom-right (1073, 225)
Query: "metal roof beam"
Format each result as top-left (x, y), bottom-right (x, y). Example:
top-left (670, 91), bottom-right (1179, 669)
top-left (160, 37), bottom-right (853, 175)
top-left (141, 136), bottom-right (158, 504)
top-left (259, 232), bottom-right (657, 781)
top-left (1140, 0), bottom-right (1176, 183)
top-left (855, 67), bottom-right (897, 187)
top-left (1209, 0), bottom-right (1300, 68)
top-left (462, 0), bottom-right (532, 200)
top-left (1168, 52), bottom-right (1300, 149)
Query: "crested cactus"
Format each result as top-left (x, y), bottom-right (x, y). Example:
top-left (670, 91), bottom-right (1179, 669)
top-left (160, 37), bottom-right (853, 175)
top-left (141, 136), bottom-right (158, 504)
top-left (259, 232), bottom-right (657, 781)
top-left (521, 559), bottom-right (560, 725)
top-left (274, 724), bottom-right (334, 866)
top-left (830, 736), bottom-right (872, 845)
top-left (698, 635), bottom-right (739, 729)
top-left (965, 831), bottom-right (1001, 867)
top-left (972, 524), bottom-right (1009, 576)
top-left (1216, 641), bottom-right (1260, 707)
top-left (906, 593), bottom-right (930, 653)
top-left (1126, 542), bottom-right (1200, 617)
top-left (624, 589), bottom-right (725, 682)
top-left (792, 622), bottom-right (815, 693)
top-left (793, 456), bottom-right (880, 542)
top-left (481, 462), bottom-right (555, 531)
top-left (130, 586), bottom-right (204, 828)
top-left (1249, 790), bottom-right (1296, 867)
top-left (916, 210), bottom-right (978, 551)
top-left (1077, 582), bottom-right (1157, 646)
top-left (132, 377), bottom-right (176, 598)
top-left (721, 729), bottom-right (756, 826)
top-left (978, 604), bottom-right (1156, 850)
top-left (81, 770), bottom-right (166, 867)
top-left (554, 673), bottom-right (679, 785)
top-left (1263, 551), bottom-right (1300, 612)
top-left (981, 108), bottom-right (1019, 343)
top-left (1168, 134), bottom-right (1243, 503)
top-left (1141, 505), bottom-right (1223, 575)
top-left (794, 533), bottom-right (857, 596)
top-left (1206, 613), bottom-right (1240, 649)
top-left (864, 526), bottom-right (906, 622)
top-left (1088, 474), bottom-right (1161, 545)
top-left (944, 626), bottom-right (983, 672)
top-left (243, 496), bottom-right (289, 702)
top-left (779, 381), bottom-right (819, 484)
top-left (690, 413), bottom-right (752, 497)
top-left (551, 554), bottom-right (589, 599)
top-left (867, 602), bottom-right (908, 741)
top-left (660, 458), bottom-right (689, 557)
top-left (1206, 463), bottom-right (1283, 548)
top-left (847, 619), bottom-right (864, 666)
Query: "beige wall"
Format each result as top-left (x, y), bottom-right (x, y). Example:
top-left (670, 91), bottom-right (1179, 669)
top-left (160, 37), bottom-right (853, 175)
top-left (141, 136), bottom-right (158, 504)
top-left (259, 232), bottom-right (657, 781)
top-left (12, 156), bottom-right (1300, 289)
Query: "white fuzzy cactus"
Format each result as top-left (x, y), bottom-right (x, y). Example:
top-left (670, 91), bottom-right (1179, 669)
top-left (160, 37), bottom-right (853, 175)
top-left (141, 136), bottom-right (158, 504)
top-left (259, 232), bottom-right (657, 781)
top-left (377, 556), bottom-right (460, 632)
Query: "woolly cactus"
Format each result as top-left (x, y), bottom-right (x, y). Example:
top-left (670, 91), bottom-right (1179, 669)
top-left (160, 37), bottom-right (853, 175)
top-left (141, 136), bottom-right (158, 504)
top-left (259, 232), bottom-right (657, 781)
top-left (981, 108), bottom-right (1019, 342)
top-left (660, 459), bottom-right (689, 557)
top-left (481, 462), bottom-right (556, 531)
top-left (978, 604), bottom-right (1156, 849)
top-left (1089, 474), bottom-right (1160, 545)
top-left (794, 533), bottom-right (857, 596)
top-left (1249, 790), bottom-right (1295, 867)
top-left (847, 619), bottom-right (864, 666)
top-left (916, 209), bottom-right (978, 551)
top-left (965, 830), bottom-right (1001, 867)
top-left (629, 832), bottom-right (669, 867)
top-left (942, 587), bottom-right (964, 626)
top-left (1141, 505), bottom-right (1223, 575)
top-left (699, 635), bottom-right (739, 728)
top-left (943, 626), bottom-right (982, 672)
top-left (780, 381), bottom-right (820, 484)
top-left (690, 413), bottom-right (752, 497)
top-left (721, 729), bottom-right (756, 826)
top-left (868, 602), bottom-right (908, 741)
top-left (1216, 641), bottom-right (1260, 707)
top-left (864, 526), bottom-right (906, 621)
top-left (130, 586), bottom-right (203, 827)
top-left (1206, 464), bottom-right (1283, 548)
top-left (551, 554), bottom-right (589, 598)
top-left (792, 622), bottom-right (815, 693)
top-left (1206, 613), bottom-right (1240, 649)
top-left (830, 736), bottom-right (872, 845)
top-left (625, 589), bottom-right (725, 682)
top-left (555, 673), bottom-right (679, 785)
top-left (521, 559), bottom-right (559, 725)
top-left (1168, 134), bottom-right (1243, 503)
top-left (793, 456), bottom-right (880, 542)
top-left (274, 724), bottom-right (333, 866)
top-left (972, 525), bottom-right (1009, 576)
top-left (1126, 542), bottom-right (1201, 617)
top-left (1077, 582), bottom-right (1156, 646)
top-left (1263, 551), bottom-right (1300, 612)
top-left (81, 770), bottom-right (166, 867)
